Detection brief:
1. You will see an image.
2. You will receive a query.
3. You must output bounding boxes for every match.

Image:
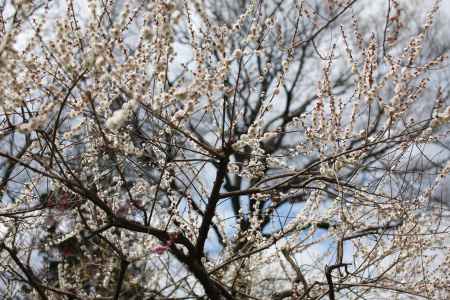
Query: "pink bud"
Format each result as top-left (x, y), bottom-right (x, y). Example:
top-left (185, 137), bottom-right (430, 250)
top-left (152, 244), bottom-right (170, 255)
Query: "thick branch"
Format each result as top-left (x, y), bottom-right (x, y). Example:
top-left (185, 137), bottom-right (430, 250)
top-left (195, 156), bottom-right (229, 256)
top-left (113, 259), bottom-right (129, 300)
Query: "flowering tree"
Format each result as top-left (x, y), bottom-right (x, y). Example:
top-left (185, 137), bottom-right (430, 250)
top-left (1, 0), bottom-right (450, 299)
